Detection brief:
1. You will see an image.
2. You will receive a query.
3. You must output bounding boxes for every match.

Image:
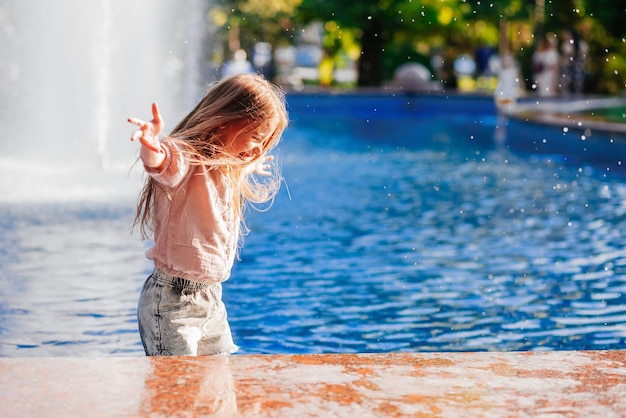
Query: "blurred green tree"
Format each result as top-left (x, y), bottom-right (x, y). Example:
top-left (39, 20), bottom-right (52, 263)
top-left (214, 0), bottom-right (626, 93)
top-left (211, 0), bottom-right (302, 57)
top-left (297, 0), bottom-right (473, 86)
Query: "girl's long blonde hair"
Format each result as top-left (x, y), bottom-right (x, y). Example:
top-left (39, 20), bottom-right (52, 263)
top-left (133, 73), bottom-right (288, 240)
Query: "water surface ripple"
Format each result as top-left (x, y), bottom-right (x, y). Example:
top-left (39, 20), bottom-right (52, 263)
top-left (1, 101), bottom-right (626, 356)
top-left (229, 112), bottom-right (626, 354)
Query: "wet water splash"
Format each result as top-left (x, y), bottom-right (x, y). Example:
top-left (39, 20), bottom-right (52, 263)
top-left (0, 0), bottom-right (208, 203)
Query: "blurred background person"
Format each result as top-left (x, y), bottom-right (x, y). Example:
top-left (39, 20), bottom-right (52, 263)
top-left (494, 53), bottom-right (521, 112)
top-left (222, 49), bottom-right (254, 78)
top-left (560, 29), bottom-right (588, 95)
top-left (532, 33), bottom-right (560, 97)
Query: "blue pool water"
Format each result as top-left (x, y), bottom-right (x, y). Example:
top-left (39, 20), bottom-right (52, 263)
top-left (1, 94), bottom-right (626, 357)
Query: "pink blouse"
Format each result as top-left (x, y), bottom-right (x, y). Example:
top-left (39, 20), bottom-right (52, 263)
top-left (144, 140), bottom-right (240, 284)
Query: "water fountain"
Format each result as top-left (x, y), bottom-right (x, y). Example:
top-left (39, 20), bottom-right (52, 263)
top-left (0, 0), bottom-right (216, 357)
top-left (0, 0), bottom-right (211, 203)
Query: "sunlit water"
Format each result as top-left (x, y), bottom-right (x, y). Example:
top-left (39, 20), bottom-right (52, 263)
top-left (2, 95), bottom-right (626, 357)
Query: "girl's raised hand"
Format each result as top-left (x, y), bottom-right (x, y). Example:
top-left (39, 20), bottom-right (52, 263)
top-left (128, 102), bottom-right (166, 167)
top-left (248, 155), bottom-right (274, 176)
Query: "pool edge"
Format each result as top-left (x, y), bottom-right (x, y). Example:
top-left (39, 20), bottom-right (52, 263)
top-left (1, 350), bottom-right (625, 417)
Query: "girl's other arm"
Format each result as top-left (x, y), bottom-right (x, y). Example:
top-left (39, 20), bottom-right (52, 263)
top-left (128, 102), bottom-right (166, 169)
top-left (246, 155), bottom-right (274, 176)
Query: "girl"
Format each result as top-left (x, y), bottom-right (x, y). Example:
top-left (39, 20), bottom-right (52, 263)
top-left (128, 73), bottom-right (288, 356)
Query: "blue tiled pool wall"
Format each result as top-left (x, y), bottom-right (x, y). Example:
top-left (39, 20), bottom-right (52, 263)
top-left (287, 93), bottom-right (497, 120)
top-left (286, 93), bottom-right (626, 173)
top-left (505, 118), bottom-right (626, 170)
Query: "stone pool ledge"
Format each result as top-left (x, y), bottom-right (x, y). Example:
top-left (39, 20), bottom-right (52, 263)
top-left (510, 96), bottom-right (626, 137)
top-left (1, 351), bottom-right (625, 417)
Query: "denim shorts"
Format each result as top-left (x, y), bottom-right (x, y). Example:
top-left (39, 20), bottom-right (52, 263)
top-left (137, 268), bottom-right (239, 356)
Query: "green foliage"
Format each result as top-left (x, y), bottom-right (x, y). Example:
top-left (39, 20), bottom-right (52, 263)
top-left (580, 107), bottom-right (626, 123)
top-left (461, 0), bottom-right (536, 20)
top-left (584, 0), bottom-right (626, 38)
top-left (215, 0), bottom-right (626, 93)
top-left (211, 0), bottom-right (302, 51)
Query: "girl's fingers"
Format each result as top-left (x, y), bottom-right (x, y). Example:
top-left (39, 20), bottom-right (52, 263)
top-left (127, 117), bottom-right (146, 127)
top-left (128, 105), bottom-right (164, 151)
top-left (130, 130), bottom-right (143, 142)
top-left (256, 163), bottom-right (271, 176)
top-left (151, 103), bottom-right (161, 123)
top-left (139, 137), bottom-right (162, 153)
top-left (131, 130), bottom-right (161, 153)
top-left (151, 103), bottom-right (164, 133)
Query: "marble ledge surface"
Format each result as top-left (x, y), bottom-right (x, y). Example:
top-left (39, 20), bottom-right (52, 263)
top-left (1, 350), bottom-right (625, 417)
